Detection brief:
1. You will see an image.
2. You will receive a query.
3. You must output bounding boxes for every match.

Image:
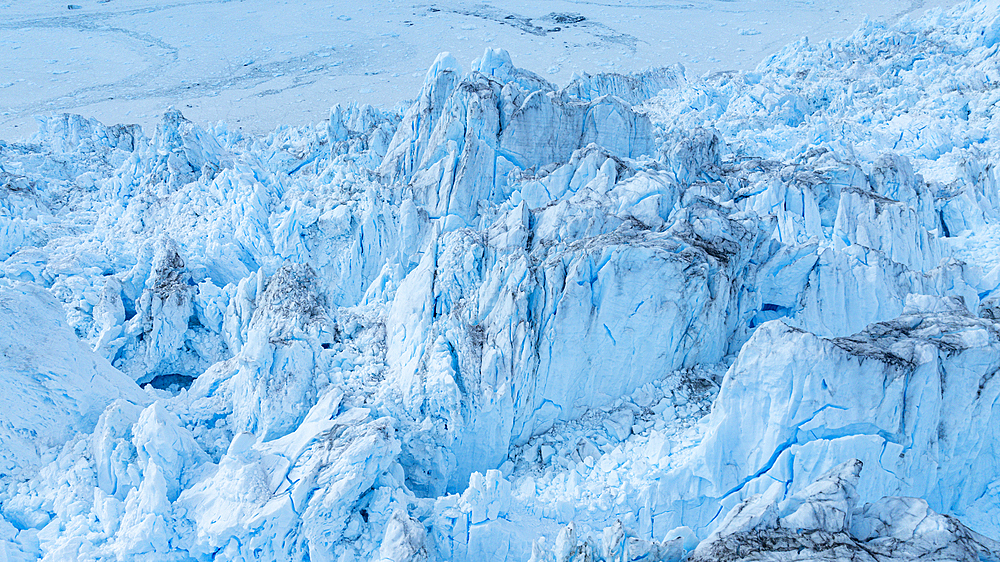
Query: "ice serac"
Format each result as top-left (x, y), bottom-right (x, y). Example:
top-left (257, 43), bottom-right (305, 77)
top-left (0, 283), bottom-right (145, 483)
top-left (378, 52), bottom-right (463, 184)
top-left (384, 161), bottom-right (763, 493)
top-left (145, 108), bottom-right (230, 190)
top-left (561, 66), bottom-right (684, 106)
top-left (179, 394), bottom-right (404, 561)
top-left (690, 459), bottom-right (1000, 562)
top-left (673, 297), bottom-right (1000, 537)
top-left (116, 236), bottom-right (198, 384)
top-left (227, 263), bottom-right (334, 441)
top-left (327, 102), bottom-right (401, 169)
top-left (378, 48), bottom-right (655, 223)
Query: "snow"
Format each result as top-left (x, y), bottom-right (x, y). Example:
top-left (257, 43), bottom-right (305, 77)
top-left (0, 0), bottom-right (962, 141)
top-left (5, 0), bottom-right (1000, 561)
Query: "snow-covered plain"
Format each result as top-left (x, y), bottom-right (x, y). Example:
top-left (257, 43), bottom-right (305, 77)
top-left (7, 0), bottom-right (1000, 561)
top-left (0, 0), bottom-right (961, 141)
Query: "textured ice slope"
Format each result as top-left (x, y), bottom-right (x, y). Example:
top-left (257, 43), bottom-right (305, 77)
top-left (4, 1), bottom-right (1000, 560)
top-left (0, 283), bottom-right (146, 484)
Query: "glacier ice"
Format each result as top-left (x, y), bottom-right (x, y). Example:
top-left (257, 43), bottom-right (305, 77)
top-left (5, 1), bottom-right (1000, 561)
top-left (0, 284), bottom-right (146, 484)
top-left (689, 459), bottom-right (999, 562)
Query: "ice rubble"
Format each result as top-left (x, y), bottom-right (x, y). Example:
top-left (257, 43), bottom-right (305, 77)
top-left (4, 1), bottom-right (1000, 561)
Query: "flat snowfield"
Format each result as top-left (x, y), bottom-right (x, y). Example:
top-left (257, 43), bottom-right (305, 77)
top-left (0, 0), bottom-right (960, 140)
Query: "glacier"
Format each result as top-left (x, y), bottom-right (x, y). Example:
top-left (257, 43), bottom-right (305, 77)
top-left (4, 1), bottom-right (1000, 560)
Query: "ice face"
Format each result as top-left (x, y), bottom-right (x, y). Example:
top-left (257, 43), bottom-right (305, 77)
top-left (5, 1), bottom-right (1000, 560)
top-left (668, 307), bottom-right (1000, 537)
top-left (689, 459), bottom-right (1000, 562)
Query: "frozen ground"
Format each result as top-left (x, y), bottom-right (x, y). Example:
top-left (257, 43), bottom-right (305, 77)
top-left (0, 0), bottom-right (961, 141)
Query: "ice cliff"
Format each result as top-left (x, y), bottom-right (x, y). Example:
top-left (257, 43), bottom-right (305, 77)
top-left (3, 1), bottom-right (1000, 560)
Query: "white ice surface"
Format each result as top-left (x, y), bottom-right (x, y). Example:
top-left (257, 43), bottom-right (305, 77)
top-left (0, 0), bottom-right (961, 141)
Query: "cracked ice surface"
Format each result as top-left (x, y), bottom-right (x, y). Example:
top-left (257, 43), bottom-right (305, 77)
top-left (4, 2), bottom-right (1000, 561)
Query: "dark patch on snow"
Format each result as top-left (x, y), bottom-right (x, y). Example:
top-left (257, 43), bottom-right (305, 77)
top-left (548, 12), bottom-right (586, 25)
